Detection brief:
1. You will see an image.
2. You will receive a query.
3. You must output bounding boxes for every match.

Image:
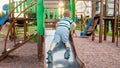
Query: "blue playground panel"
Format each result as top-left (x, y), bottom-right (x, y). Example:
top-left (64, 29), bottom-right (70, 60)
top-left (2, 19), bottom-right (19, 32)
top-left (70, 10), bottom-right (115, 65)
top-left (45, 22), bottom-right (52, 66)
top-left (80, 18), bottom-right (93, 36)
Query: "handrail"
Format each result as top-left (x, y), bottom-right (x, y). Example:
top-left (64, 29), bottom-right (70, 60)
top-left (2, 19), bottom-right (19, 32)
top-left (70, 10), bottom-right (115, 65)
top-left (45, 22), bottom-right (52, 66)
top-left (3, 2), bottom-right (37, 52)
top-left (0, 0), bottom-right (27, 30)
top-left (0, 34), bottom-right (37, 61)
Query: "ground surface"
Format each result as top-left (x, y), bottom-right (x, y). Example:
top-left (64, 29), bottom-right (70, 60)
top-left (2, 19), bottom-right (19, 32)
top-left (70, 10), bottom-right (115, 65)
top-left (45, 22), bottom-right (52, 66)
top-left (74, 31), bottom-right (120, 68)
top-left (0, 39), bottom-right (41, 68)
top-left (0, 30), bottom-right (119, 68)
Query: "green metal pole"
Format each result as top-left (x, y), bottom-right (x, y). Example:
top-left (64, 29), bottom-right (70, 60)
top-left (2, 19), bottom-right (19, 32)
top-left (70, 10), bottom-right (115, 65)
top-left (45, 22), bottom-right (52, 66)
top-left (70, 0), bottom-right (75, 21)
top-left (37, 0), bottom-right (44, 35)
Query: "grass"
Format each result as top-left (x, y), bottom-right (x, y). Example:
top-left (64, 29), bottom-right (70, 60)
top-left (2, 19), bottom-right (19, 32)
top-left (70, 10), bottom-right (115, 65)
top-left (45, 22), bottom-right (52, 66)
top-left (28, 25), bottom-right (37, 34)
top-left (76, 23), bottom-right (120, 38)
top-left (16, 24), bottom-right (37, 37)
top-left (0, 33), bottom-right (5, 38)
top-left (0, 23), bottom-right (37, 38)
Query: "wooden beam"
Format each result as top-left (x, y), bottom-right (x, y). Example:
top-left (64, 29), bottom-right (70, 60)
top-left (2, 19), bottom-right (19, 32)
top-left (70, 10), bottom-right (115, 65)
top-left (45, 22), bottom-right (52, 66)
top-left (99, 0), bottom-right (103, 43)
top-left (112, 0), bottom-right (117, 43)
top-left (37, 35), bottom-right (45, 68)
top-left (92, 0), bottom-right (95, 41)
top-left (103, 0), bottom-right (108, 41)
top-left (0, 34), bottom-right (37, 61)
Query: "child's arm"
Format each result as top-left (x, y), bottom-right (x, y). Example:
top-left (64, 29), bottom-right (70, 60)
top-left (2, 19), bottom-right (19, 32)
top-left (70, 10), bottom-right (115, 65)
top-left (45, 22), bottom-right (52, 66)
top-left (72, 23), bottom-right (76, 31)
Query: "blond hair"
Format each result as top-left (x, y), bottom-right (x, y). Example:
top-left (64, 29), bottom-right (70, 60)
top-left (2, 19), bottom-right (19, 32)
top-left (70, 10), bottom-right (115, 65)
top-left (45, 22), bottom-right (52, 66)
top-left (63, 9), bottom-right (71, 17)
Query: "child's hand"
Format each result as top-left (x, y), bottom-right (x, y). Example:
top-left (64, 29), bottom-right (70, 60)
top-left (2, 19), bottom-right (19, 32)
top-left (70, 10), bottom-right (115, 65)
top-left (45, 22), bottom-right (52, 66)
top-left (73, 30), bottom-right (75, 34)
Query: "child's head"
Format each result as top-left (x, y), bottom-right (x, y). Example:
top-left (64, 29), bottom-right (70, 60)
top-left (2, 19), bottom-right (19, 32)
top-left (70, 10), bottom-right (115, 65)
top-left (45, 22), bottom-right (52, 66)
top-left (63, 9), bottom-right (71, 18)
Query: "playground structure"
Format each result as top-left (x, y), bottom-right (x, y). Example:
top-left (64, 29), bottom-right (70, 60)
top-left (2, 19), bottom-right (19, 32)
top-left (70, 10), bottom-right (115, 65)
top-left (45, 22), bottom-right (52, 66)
top-left (79, 0), bottom-right (120, 44)
top-left (0, 0), bottom-right (85, 68)
top-left (0, 0), bottom-right (119, 68)
top-left (103, 0), bottom-right (120, 43)
top-left (80, 13), bottom-right (100, 37)
top-left (79, 0), bottom-right (103, 43)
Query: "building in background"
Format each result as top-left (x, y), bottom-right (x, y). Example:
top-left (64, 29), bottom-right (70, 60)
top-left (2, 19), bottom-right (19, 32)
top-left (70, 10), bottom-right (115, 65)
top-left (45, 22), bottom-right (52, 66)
top-left (0, 0), bottom-right (8, 12)
top-left (76, 1), bottom-right (92, 18)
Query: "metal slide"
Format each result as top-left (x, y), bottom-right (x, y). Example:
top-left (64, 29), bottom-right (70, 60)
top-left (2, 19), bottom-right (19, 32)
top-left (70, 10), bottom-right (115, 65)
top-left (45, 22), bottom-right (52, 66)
top-left (45, 30), bottom-right (80, 68)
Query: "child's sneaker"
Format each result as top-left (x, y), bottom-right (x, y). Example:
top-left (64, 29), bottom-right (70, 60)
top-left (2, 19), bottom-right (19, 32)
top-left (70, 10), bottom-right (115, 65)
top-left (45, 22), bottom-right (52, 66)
top-left (47, 50), bottom-right (53, 63)
top-left (64, 47), bottom-right (70, 60)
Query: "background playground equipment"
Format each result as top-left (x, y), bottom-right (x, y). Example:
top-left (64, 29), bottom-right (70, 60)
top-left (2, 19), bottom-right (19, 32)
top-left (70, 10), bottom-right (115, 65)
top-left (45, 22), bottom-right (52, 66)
top-left (103, 0), bottom-right (120, 43)
top-left (80, 13), bottom-right (100, 37)
top-left (0, 0), bottom-right (119, 67)
top-left (0, 0), bottom-right (38, 61)
top-left (78, 0), bottom-right (120, 44)
top-left (79, 0), bottom-right (100, 38)
top-left (0, 4), bottom-right (8, 26)
top-left (116, 3), bottom-right (120, 46)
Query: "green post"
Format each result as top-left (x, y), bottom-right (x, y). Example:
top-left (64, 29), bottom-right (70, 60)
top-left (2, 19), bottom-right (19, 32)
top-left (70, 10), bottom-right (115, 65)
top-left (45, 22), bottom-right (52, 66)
top-left (23, 1), bottom-right (26, 8)
top-left (16, 2), bottom-right (19, 13)
top-left (70, 0), bottom-right (75, 21)
top-left (32, 0), bottom-right (35, 12)
top-left (55, 9), bottom-right (59, 19)
top-left (37, 0), bottom-right (44, 35)
top-left (67, 1), bottom-right (70, 10)
top-left (20, 0), bottom-right (22, 12)
top-left (52, 9), bottom-right (55, 19)
top-left (47, 9), bottom-right (50, 19)
top-left (27, 0), bottom-right (31, 12)
top-left (44, 9), bottom-right (46, 19)
top-left (37, 0), bottom-right (45, 65)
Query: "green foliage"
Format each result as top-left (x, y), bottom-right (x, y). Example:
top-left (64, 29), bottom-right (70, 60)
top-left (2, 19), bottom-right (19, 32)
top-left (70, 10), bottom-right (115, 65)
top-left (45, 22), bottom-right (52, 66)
top-left (28, 13), bottom-right (36, 18)
top-left (0, 11), bottom-right (5, 18)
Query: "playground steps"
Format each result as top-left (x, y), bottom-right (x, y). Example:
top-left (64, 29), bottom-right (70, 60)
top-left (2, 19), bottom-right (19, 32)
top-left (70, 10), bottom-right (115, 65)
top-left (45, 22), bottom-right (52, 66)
top-left (0, 34), bottom-right (37, 61)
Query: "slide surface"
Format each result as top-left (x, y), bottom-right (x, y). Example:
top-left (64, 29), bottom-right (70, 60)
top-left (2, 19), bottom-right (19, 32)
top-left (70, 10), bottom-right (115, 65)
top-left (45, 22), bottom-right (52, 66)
top-left (45, 30), bottom-right (80, 68)
top-left (0, 13), bottom-right (8, 25)
top-left (80, 19), bottom-right (93, 36)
